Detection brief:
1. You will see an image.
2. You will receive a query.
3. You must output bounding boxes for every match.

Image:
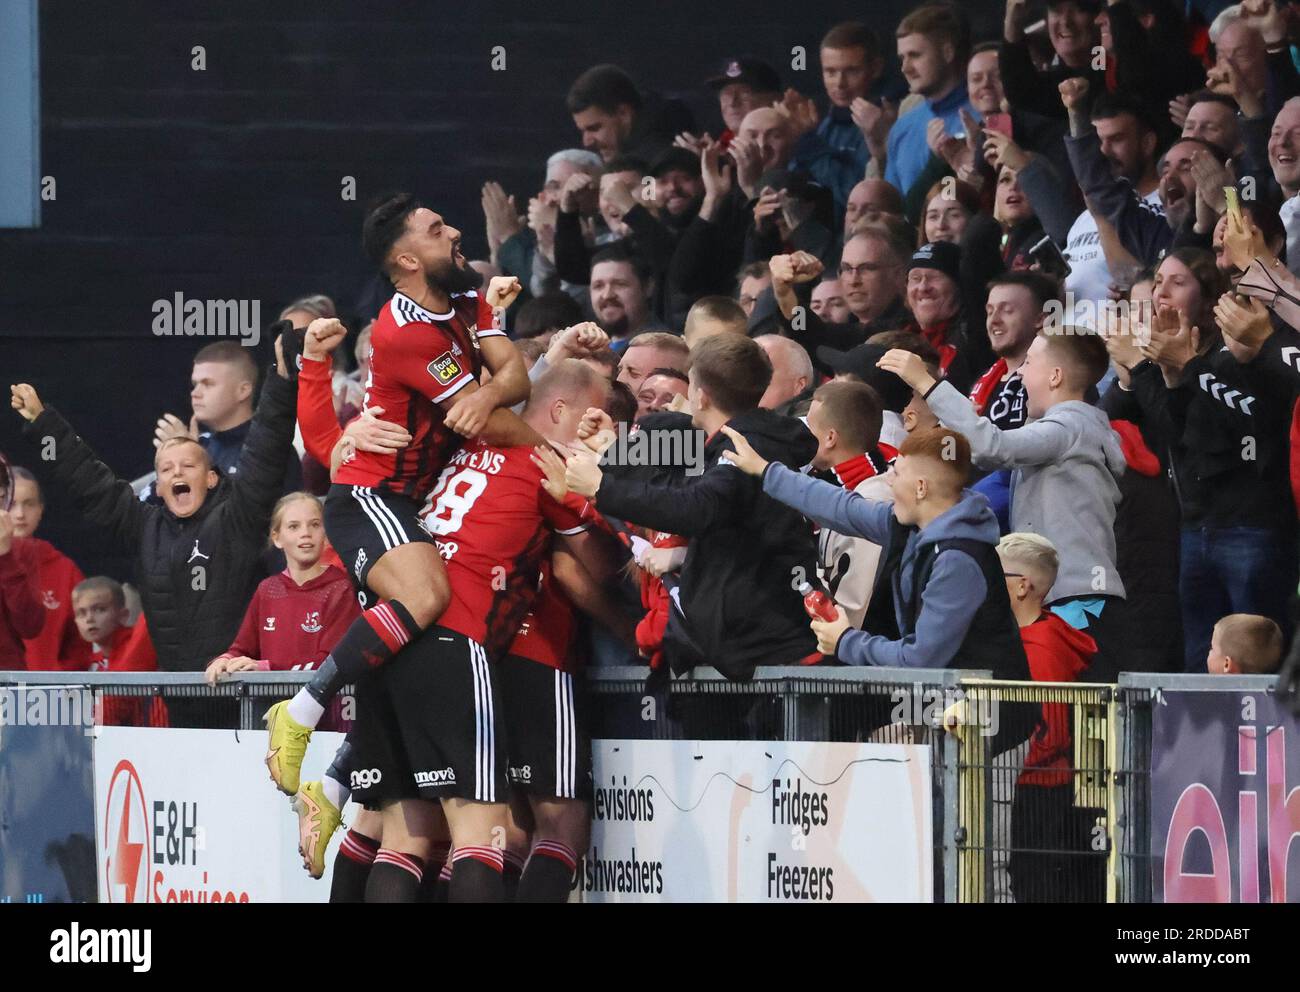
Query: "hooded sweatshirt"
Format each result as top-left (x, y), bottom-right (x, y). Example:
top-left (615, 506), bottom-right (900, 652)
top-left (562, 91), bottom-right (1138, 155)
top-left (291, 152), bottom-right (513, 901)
top-left (761, 465), bottom-right (1025, 673)
top-left (21, 537), bottom-right (87, 671)
top-left (1019, 611), bottom-right (1097, 788)
top-left (594, 407), bottom-right (820, 680)
top-left (0, 537), bottom-right (44, 669)
top-left (925, 382), bottom-right (1126, 602)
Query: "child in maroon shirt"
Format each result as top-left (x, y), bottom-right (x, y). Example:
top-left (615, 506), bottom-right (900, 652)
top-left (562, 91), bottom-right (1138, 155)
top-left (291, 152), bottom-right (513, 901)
top-left (206, 493), bottom-right (359, 698)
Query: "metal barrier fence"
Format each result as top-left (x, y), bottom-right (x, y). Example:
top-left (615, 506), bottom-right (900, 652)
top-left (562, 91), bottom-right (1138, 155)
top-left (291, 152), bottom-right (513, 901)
top-left (3, 666), bottom-right (1285, 902)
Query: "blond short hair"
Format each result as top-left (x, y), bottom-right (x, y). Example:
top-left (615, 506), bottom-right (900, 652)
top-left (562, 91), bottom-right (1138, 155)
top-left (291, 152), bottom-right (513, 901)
top-left (997, 532), bottom-right (1060, 598)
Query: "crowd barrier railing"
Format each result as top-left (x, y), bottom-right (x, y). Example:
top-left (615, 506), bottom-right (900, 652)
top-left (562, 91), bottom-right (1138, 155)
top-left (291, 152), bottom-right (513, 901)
top-left (3, 666), bottom-right (1288, 903)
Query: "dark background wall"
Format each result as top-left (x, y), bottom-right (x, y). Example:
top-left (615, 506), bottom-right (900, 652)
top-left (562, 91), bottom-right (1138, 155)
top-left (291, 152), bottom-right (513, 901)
top-left (0, 0), bottom-right (1002, 580)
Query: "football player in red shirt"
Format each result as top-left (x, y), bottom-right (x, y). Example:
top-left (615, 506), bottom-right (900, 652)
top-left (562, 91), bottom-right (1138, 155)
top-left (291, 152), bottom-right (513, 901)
top-left (303, 359), bottom-right (617, 902)
top-left (265, 193), bottom-right (539, 798)
top-left (496, 539), bottom-right (637, 902)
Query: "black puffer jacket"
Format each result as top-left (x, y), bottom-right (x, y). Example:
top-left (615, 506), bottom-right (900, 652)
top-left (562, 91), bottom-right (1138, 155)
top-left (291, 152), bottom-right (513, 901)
top-left (595, 408), bottom-right (819, 680)
top-left (25, 370), bottom-right (297, 671)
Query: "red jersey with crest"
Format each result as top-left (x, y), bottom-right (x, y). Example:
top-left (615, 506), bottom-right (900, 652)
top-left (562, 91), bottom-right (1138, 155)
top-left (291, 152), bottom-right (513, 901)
top-left (420, 439), bottom-right (590, 661)
top-left (21, 538), bottom-right (89, 671)
top-left (216, 564), bottom-right (361, 670)
top-left (334, 289), bottom-right (504, 498)
top-left (508, 561), bottom-right (580, 672)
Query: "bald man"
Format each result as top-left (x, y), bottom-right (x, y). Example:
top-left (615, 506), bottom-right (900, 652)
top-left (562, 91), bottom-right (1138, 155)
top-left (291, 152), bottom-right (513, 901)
top-left (843, 178), bottom-right (904, 238)
top-left (755, 334), bottom-right (816, 416)
top-left (734, 107), bottom-right (795, 198)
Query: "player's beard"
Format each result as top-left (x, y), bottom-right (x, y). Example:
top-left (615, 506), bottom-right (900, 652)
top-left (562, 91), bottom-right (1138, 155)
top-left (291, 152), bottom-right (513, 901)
top-left (426, 256), bottom-right (482, 295)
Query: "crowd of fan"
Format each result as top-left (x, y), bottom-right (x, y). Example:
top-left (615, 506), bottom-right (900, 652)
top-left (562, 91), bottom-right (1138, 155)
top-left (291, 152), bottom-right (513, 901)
top-left (7, 0), bottom-right (1300, 712)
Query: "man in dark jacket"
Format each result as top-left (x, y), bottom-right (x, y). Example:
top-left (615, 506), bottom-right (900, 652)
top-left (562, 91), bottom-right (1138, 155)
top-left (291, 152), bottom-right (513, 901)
top-left (10, 335), bottom-right (297, 717)
top-left (561, 334), bottom-right (820, 680)
top-left (565, 63), bottom-right (694, 165)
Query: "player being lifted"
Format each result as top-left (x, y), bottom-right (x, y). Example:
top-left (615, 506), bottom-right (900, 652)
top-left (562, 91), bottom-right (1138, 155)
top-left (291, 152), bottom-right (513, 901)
top-left (285, 317), bottom-right (616, 899)
top-left (264, 192), bottom-right (535, 796)
top-left (302, 359), bottom-right (618, 901)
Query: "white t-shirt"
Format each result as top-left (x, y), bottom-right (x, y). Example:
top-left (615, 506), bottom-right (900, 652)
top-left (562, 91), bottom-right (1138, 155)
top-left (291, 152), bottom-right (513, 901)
top-left (1063, 188), bottom-right (1164, 328)
top-left (1281, 195), bottom-right (1300, 279)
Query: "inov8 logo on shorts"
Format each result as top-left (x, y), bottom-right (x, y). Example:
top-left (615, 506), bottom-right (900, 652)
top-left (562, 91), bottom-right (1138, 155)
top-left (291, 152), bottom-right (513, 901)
top-left (415, 767), bottom-right (456, 786)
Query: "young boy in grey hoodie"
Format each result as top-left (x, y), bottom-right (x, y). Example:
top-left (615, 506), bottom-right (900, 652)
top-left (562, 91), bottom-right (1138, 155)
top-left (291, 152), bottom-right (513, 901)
top-left (878, 330), bottom-right (1128, 678)
top-left (720, 424), bottom-right (1028, 678)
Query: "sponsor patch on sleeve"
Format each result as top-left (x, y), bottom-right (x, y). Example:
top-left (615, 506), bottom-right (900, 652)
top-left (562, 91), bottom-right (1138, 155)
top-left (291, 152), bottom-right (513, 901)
top-left (428, 352), bottom-right (463, 384)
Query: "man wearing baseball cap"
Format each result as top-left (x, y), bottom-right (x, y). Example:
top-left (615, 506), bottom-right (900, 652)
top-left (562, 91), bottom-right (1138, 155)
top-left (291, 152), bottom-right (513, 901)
top-left (649, 147), bottom-right (705, 222)
top-left (706, 56), bottom-right (782, 149)
top-left (815, 339), bottom-right (916, 452)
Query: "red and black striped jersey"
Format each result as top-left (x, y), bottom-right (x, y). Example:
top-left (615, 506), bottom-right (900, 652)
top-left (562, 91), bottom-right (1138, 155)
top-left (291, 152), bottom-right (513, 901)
top-left (508, 560), bottom-right (580, 672)
top-left (419, 438), bottom-right (590, 661)
top-left (334, 289), bottom-right (504, 498)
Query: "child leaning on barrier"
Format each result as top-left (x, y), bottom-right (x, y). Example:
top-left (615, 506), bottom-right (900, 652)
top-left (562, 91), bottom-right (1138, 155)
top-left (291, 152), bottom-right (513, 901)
top-left (205, 492), bottom-right (359, 683)
top-left (997, 531), bottom-right (1105, 903)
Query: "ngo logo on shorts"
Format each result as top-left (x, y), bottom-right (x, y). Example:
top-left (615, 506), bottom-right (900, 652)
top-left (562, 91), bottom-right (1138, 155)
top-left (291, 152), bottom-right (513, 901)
top-left (349, 768), bottom-right (383, 789)
top-left (415, 767), bottom-right (456, 787)
top-left (151, 292), bottom-right (262, 347)
top-left (509, 765), bottom-right (532, 783)
top-left (103, 760), bottom-right (152, 904)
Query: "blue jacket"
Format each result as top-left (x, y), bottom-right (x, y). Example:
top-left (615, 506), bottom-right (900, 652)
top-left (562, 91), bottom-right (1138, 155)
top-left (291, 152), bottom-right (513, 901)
top-left (762, 463), bottom-right (1003, 668)
top-left (885, 85), bottom-right (972, 198)
top-left (790, 107), bottom-right (871, 217)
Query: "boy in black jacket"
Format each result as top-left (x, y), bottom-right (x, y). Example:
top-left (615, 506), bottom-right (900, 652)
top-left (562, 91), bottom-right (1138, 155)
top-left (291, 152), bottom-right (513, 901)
top-left (559, 333), bottom-right (819, 679)
top-left (11, 333), bottom-right (297, 723)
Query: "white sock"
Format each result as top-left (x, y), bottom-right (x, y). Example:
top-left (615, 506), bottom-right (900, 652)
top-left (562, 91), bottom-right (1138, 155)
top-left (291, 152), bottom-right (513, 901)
top-left (322, 775), bottom-right (349, 811)
top-left (286, 689), bottom-right (325, 728)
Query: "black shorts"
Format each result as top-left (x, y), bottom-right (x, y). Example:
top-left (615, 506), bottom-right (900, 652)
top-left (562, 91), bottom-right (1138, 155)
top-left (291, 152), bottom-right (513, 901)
top-left (348, 626), bottom-right (507, 806)
top-left (324, 483), bottom-right (434, 601)
top-left (498, 655), bottom-right (592, 801)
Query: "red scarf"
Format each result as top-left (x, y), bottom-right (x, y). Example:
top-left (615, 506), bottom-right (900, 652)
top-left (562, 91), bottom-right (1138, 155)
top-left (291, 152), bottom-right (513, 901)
top-left (1109, 419), bottom-right (1160, 478)
top-left (909, 318), bottom-right (958, 373)
top-left (968, 358), bottom-right (1008, 416)
top-left (831, 448), bottom-right (890, 490)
